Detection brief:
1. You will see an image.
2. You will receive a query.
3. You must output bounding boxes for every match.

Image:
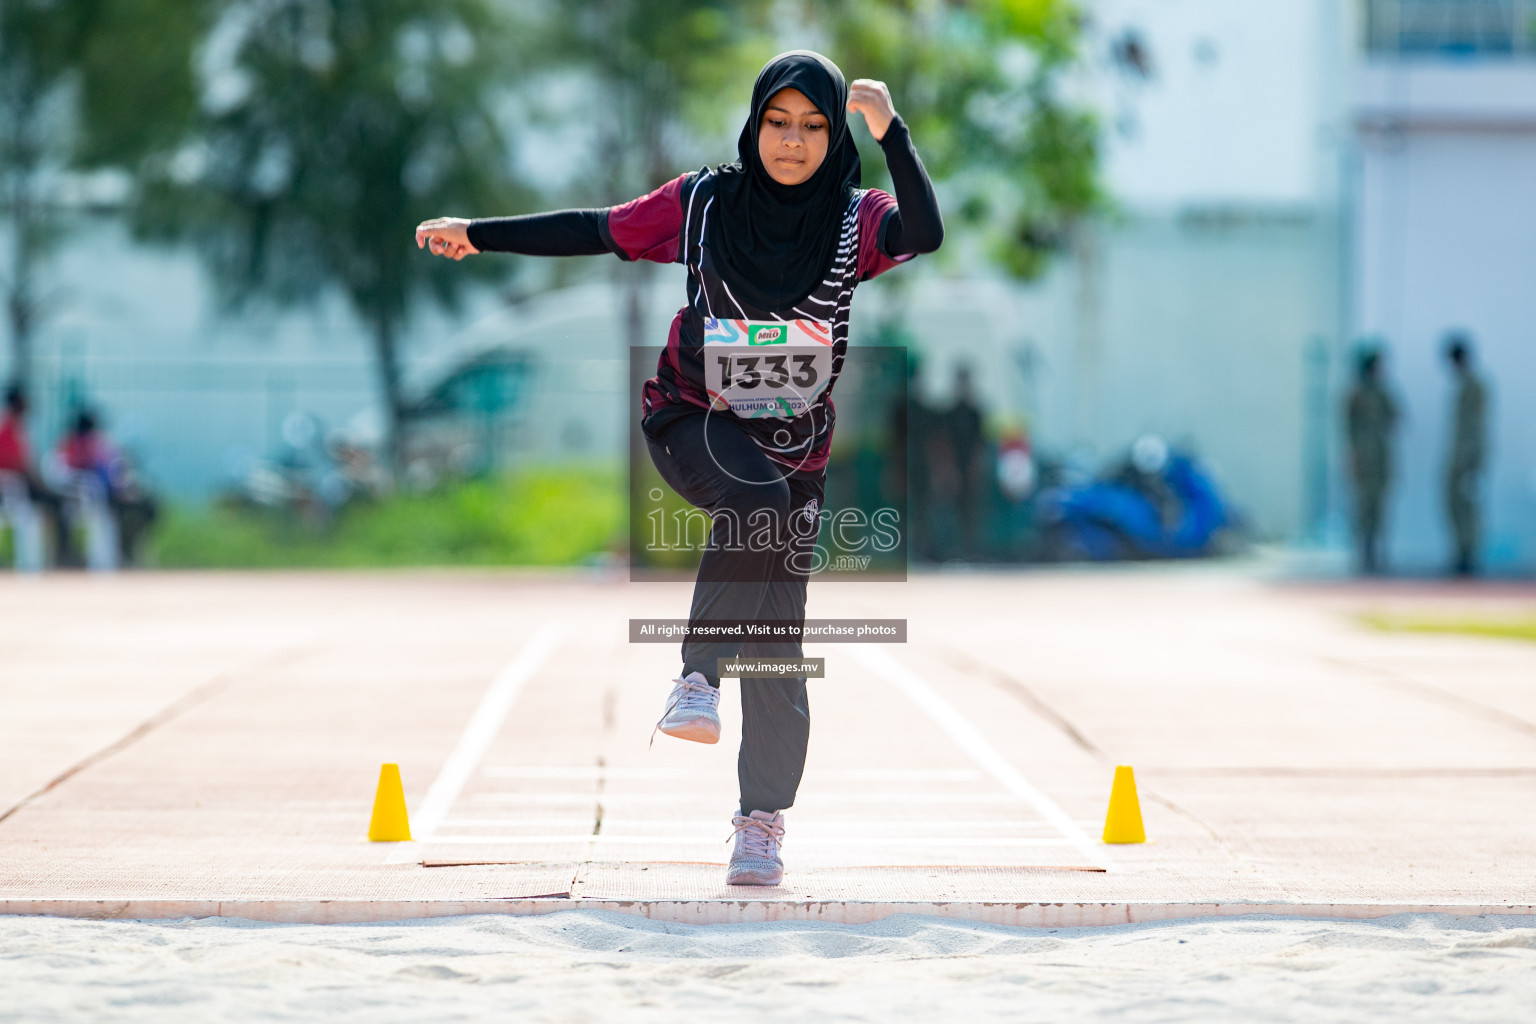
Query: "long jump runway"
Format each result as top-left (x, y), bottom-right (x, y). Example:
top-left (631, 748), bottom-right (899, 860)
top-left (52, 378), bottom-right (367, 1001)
top-left (2, 569), bottom-right (1534, 925)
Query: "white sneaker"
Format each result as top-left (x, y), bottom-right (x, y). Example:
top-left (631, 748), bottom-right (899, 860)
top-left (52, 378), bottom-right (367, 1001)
top-left (652, 672), bottom-right (721, 745)
top-left (726, 810), bottom-right (785, 886)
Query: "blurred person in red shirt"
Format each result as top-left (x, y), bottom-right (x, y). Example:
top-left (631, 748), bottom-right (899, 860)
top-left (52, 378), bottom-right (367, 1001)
top-left (56, 409), bottom-right (159, 565)
top-left (0, 383), bottom-right (77, 565)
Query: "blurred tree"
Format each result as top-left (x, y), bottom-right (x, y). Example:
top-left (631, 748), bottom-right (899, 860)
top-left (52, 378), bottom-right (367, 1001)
top-left (812, 0), bottom-right (1101, 280)
top-left (0, 0), bottom-right (199, 394)
top-left (533, 0), bottom-right (775, 351)
top-left (73, 1), bottom-right (203, 168)
top-left (0, 0), bottom-right (87, 393)
top-left (129, 0), bottom-right (532, 470)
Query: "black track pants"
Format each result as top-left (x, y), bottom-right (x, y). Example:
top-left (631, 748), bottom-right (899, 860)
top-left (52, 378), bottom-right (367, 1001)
top-left (644, 408), bottom-right (824, 815)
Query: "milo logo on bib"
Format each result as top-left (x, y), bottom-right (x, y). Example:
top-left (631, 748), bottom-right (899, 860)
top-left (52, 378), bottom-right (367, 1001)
top-left (748, 324), bottom-right (786, 345)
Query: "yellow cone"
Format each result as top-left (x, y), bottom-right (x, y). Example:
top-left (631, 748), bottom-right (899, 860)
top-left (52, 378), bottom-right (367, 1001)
top-left (368, 763), bottom-right (412, 841)
top-left (1101, 765), bottom-right (1146, 844)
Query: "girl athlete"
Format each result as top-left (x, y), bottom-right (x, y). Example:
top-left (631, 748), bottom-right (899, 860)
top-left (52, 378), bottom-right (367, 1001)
top-left (416, 51), bottom-right (942, 886)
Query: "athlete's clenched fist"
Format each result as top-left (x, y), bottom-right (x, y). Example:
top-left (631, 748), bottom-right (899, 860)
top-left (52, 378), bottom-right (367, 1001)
top-left (414, 217), bottom-right (479, 260)
top-left (847, 79), bottom-right (898, 141)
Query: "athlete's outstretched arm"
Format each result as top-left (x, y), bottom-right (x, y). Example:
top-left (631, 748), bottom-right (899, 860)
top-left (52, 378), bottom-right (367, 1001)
top-left (415, 210), bottom-right (611, 260)
top-left (847, 79), bottom-right (944, 256)
top-left (418, 178), bottom-right (684, 264)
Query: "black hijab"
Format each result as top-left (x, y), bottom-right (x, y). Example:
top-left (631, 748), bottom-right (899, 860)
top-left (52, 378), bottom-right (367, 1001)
top-left (707, 51), bottom-right (862, 313)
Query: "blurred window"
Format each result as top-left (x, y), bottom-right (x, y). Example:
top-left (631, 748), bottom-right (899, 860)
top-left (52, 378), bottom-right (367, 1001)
top-left (1365, 0), bottom-right (1536, 55)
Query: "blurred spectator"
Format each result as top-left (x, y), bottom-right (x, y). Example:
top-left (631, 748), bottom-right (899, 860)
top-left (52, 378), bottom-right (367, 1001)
top-left (1442, 334), bottom-right (1488, 577)
top-left (995, 432), bottom-right (1036, 504)
top-left (946, 364), bottom-right (987, 560)
top-left (56, 410), bottom-right (160, 566)
top-left (0, 383), bottom-right (76, 566)
top-left (993, 431), bottom-right (1037, 561)
top-left (1345, 347), bottom-right (1399, 575)
top-left (1112, 435), bottom-right (1180, 531)
top-left (890, 353), bottom-right (944, 562)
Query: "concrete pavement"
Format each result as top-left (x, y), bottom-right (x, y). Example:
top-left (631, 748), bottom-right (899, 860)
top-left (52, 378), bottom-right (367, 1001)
top-left (2, 568), bottom-right (1533, 925)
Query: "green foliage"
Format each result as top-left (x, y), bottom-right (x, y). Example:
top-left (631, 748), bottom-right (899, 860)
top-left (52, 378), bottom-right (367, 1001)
top-left (0, 0), bottom-right (97, 152)
top-left (531, 0), bottom-right (776, 201)
top-left (151, 463), bottom-right (625, 568)
top-left (72, 0), bottom-right (204, 168)
top-left (1, 1), bottom-right (79, 143)
top-left (813, 0), bottom-right (1102, 280)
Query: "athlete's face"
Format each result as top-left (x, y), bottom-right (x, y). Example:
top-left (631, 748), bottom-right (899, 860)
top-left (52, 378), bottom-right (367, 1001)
top-left (758, 88), bottom-right (829, 186)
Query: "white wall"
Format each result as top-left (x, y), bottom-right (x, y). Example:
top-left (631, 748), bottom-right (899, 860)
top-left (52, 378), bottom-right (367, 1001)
top-left (1087, 0), bottom-right (1335, 209)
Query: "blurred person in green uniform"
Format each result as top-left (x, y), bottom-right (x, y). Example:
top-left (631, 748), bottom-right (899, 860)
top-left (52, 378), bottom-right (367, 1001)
top-left (1345, 346), bottom-right (1398, 574)
top-left (1442, 333), bottom-right (1488, 577)
top-left (891, 352), bottom-right (942, 563)
top-left (946, 363), bottom-right (986, 561)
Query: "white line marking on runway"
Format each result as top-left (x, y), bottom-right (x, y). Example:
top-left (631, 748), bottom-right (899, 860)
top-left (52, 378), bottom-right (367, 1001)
top-left (809, 768), bottom-right (984, 782)
top-left (848, 645), bottom-right (1111, 870)
top-left (469, 792), bottom-right (710, 805)
top-left (482, 765), bottom-right (685, 780)
top-left (441, 819), bottom-right (612, 829)
top-left (466, 791), bottom-right (1075, 806)
top-left (387, 622), bottom-right (566, 863)
top-left (441, 818), bottom-right (1091, 831)
top-left (479, 766), bottom-right (986, 782)
top-left (422, 835), bottom-right (1080, 848)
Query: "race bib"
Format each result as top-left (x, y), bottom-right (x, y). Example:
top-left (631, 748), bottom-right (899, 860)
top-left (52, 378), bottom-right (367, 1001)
top-left (702, 318), bottom-right (834, 419)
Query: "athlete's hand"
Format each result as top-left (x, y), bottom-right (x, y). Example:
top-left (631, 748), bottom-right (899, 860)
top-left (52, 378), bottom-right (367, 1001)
top-left (414, 217), bottom-right (479, 260)
top-left (847, 79), bottom-right (897, 141)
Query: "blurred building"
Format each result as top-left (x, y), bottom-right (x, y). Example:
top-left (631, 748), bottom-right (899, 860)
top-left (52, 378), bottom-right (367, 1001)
top-left (1350, 0), bottom-right (1536, 573)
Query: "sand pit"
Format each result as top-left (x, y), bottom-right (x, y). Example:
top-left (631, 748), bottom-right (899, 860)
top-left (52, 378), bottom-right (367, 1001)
top-left (4, 911), bottom-right (1535, 1022)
